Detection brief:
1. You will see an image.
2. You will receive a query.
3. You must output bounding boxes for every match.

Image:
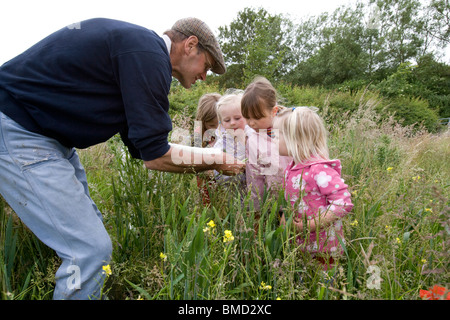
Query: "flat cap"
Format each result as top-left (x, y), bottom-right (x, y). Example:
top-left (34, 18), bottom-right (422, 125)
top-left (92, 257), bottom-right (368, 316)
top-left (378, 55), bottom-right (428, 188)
top-left (172, 17), bottom-right (226, 75)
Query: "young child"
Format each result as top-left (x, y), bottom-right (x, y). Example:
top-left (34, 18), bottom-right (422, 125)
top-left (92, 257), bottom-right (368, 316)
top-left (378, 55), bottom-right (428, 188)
top-left (195, 93), bottom-right (221, 148)
top-left (241, 77), bottom-right (291, 212)
top-left (194, 93), bottom-right (221, 205)
top-left (213, 90), bottom-right (254, 191)
top-left (274, 106), bottom-right (353, 270)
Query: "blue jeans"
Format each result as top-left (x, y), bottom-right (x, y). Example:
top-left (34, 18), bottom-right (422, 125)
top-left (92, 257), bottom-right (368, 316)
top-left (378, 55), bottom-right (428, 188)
top-left (0, 112), bottom-right (112, 299)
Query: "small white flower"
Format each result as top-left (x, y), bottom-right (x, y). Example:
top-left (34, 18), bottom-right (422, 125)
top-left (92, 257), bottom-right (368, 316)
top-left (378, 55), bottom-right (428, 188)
top-left (334, 220), bottom-right (343, 229)
top-left (297, 200), bottom-right (308, 213)
top-left (315, 171), bottom-right (332, 188)
top-left (328, 228), bottom-right (336, 240)
top-left (330, 199), bottom-right (345, 206)
top-left (291, 174), bottom-right (306, 190)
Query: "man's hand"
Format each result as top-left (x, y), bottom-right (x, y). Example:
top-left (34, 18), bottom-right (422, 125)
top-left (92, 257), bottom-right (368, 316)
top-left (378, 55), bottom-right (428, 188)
top-left (213, 158), bottom-right (245, 176)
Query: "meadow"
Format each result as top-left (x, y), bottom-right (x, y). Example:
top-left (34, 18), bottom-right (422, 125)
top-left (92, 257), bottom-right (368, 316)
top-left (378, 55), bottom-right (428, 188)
top-left (0, 84), bottom-right (448, 300)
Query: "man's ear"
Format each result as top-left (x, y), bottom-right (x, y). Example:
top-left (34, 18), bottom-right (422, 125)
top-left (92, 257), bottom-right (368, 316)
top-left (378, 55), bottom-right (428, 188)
top-left (184, 35), bottom-right (199, 55)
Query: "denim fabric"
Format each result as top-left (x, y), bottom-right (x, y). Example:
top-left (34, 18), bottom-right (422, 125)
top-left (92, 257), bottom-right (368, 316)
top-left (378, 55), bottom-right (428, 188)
top-left (0, 112), bottom-right (112, 299)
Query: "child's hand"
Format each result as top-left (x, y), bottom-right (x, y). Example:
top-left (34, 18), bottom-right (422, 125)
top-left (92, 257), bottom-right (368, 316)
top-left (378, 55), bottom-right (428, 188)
top-left (280, 213), bottom-right (304, 232)
top-left (280, 213), bottom-right (286, 226)
top-left (293, 217), bottom-right (303, 231)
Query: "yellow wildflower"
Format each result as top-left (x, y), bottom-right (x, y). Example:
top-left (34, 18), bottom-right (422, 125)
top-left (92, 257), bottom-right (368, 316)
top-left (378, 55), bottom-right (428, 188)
top-left (223, 230), bottom-right (234, 243)
top-left (259, 282), bottom-right (272, 290)
top-left (207, 220), bottom-right (216, 228)
top-left (396, 237), bottom-right (402, 244)
top-left (102, 264), bottom-right (112, 276)
top-left (387, 167), bottom-right (393, 172)
top-left (350, 220), bottom-right (358, 227)
top-left (412, 175), bottom-right (421, 181)
top-left (425, 208), bottom-right (432, 213)
top-left (385, 225), bottom-right (392, 232)
top-left (421, 259), bottom-right (427, 264)
top-left (204, 220), bottom-right (216, 234)
top-left (159, 252), bottom-right (167, 261)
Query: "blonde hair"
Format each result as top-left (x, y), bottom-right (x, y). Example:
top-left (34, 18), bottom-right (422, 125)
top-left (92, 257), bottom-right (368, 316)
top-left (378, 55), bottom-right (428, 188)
top-left (216, 89), bottom-right (244, 122)
top-left (241, 76), bottom-right (278, 119)
top-left (276, 107), bottom-right (329, 164)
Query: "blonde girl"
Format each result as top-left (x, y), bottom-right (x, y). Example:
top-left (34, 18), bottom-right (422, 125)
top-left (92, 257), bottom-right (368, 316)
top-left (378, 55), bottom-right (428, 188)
top-left (274, 107), bottom-right (353, 270)
top-left (213, 90), bottom-right (254, 191)
top-left (214, 90), bottom-right (253, 160)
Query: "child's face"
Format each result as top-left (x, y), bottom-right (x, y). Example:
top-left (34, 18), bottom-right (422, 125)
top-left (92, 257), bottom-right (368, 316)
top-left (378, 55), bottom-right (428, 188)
top-left (245, 105), bottom-right (278, 131)
top-left (272, 117), bottom-right (289, 157)
top-left (219, 105), bottom-right (247, 131)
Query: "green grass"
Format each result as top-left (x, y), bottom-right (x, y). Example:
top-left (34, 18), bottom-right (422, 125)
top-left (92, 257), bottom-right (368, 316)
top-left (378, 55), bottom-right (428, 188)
top-left (1, 90), bottom-right (448, 300)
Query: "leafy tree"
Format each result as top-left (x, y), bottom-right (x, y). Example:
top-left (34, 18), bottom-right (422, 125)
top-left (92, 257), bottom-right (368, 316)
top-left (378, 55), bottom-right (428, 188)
top-left (422, 0), bottom-right (450, 50)
top-left (212, 0), bottom-right (449, 123)
top-left (374, 55), bottom-right (450, 118)
top-left (369, 0), bottom-right (424, 69)
top-left (288, 3), bottom-right (369, 86)
top-left (217, 7), bottom-right (294, 88)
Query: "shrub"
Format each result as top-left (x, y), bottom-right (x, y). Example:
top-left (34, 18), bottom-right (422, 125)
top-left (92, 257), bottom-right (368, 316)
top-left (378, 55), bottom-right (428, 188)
top-left (168, 82), bottom-right (223, 118)
top-left (278, 83), bottom-right (440, 132)
top-left (379, 96), bottom-right (439, 132)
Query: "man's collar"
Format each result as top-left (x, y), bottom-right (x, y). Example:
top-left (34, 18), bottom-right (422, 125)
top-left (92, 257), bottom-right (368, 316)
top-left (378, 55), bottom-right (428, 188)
top-left (161, 34), bottom-right (171, 54)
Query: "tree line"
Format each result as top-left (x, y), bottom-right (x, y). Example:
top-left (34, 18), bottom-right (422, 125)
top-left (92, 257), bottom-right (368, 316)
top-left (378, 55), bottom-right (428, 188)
top-left (205, 0), bottom-right (449, 119)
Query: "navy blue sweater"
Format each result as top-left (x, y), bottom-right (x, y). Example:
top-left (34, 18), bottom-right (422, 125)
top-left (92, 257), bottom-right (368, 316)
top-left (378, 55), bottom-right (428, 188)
top-left (0, 18), bottom-right (172, 161)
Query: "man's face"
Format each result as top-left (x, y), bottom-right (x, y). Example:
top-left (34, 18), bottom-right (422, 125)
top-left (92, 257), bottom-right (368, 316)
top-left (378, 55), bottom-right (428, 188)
top-left (174, 45), bottom-right (212, 89)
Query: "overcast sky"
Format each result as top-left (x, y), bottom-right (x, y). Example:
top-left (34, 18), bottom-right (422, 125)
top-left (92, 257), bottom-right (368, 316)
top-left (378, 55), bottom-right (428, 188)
top-left (0, 0), bottom-right (448, 65)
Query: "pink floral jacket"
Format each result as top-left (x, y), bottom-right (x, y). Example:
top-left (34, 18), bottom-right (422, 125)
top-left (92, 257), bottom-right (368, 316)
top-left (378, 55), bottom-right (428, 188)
top-left (284, 159), bottom-right (353, 256)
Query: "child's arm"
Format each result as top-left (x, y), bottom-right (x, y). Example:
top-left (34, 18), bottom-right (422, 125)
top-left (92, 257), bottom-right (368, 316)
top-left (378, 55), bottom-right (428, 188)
top-left (280, 209), bottom-right (339, 232)
top-left (291, 211), bottom-right (339, 233)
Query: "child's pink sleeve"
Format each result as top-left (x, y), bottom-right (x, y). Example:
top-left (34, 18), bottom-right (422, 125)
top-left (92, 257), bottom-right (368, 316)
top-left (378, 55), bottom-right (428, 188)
top-left (311, 164), bottom-right (353, 218)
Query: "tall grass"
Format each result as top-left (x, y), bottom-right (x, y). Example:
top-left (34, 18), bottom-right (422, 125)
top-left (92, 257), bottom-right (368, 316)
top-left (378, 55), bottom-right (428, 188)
top-left (0, 89), bottom-right (448, 300)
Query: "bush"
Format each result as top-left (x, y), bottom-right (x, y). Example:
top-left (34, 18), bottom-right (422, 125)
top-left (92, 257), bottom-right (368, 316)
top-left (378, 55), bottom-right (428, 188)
top-left (168, 82), bottom-right (223, 119)
top-left (428, 94), bottom-right (450, 119)
top-left (276, 83), bottom-right (327, 107)
top-left (379, 96), bottom-right (439, 132)
top-left (277, 83), bottom-right (440, 132)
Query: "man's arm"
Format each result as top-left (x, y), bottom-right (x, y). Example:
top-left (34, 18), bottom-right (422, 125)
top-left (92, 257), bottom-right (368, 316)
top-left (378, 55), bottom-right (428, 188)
top-left (144, 144), bottom-right (244, 175)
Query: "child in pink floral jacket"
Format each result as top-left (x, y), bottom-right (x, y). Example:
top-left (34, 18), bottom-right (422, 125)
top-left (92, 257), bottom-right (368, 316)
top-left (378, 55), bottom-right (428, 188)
top-left (274, 107), bottom-right (353, 269)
